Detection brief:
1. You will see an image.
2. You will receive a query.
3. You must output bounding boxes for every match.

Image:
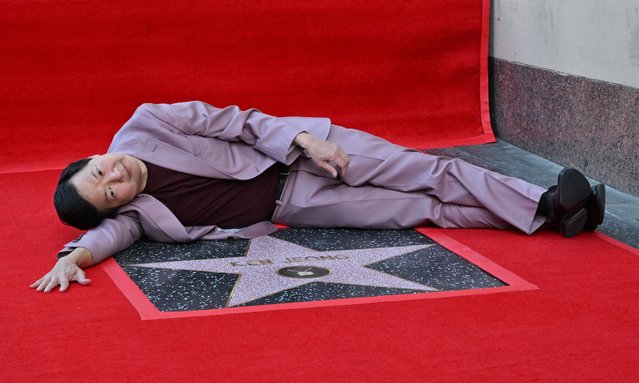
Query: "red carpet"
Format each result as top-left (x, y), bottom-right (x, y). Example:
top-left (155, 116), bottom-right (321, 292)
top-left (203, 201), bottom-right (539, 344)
top-left (3, 1), bottom-right (639, 382)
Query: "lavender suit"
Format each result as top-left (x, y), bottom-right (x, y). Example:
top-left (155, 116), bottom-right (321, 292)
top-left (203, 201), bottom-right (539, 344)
top-left (60, 101), bottom-right (546, 265)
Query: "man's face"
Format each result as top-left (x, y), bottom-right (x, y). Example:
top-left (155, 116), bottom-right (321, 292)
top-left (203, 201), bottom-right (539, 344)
top-left (71, 153), bottom-right (148, 212)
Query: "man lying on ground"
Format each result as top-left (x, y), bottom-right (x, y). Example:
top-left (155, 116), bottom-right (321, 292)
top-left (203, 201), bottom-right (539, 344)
top-left (31, 101), bottom-right (606, 293)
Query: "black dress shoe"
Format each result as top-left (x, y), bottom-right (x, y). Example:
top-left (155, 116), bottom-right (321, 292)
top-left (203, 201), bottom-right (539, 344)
top-left (585, 183), bottom-right (606, 231)
top-left (560, 208), bottom-right (588, 238)
top-left (540, 168), bottom-right (591, 238)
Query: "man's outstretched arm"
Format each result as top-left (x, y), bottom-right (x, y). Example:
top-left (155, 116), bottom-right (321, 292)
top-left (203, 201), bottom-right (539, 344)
top-left (30, 247), bottom-right (93, 293)
top-left (30, 212), bottom-right (143, 293)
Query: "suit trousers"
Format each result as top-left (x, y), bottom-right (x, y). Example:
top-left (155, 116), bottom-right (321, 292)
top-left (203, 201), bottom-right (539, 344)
top-left (272, 125), bottom-right (547, 234)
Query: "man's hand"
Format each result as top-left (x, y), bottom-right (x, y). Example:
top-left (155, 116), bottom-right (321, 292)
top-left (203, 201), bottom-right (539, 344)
top-left (294, 133), bottom-right (350, 178)
top-left (30, 247), bottom-right (93, 293)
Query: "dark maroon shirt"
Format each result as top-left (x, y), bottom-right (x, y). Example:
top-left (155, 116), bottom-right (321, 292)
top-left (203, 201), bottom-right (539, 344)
top-left (142, 161), bottom-right (279, 228)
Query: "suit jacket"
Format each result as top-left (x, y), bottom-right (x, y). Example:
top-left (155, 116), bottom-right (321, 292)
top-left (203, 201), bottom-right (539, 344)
top-left (60, 101), bottom-right (331, 265)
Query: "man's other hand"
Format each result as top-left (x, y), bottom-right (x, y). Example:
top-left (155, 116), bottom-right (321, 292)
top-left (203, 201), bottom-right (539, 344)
top-left (294, 133), bottom-right (350, 178)
top-left (30, 248), bottom-right (93, 293)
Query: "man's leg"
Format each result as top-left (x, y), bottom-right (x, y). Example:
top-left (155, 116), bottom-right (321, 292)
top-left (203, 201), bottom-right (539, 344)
top-left (295, 125), bottom-right (546, 234)
top-left (272, 168), bottom-right (513, 230)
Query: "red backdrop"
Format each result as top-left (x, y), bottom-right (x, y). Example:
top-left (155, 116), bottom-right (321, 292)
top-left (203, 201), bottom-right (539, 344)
top-left (0, 0), bottom-right (493, 173)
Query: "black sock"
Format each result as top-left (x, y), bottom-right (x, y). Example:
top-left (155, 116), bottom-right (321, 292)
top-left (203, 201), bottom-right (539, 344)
top-left (536, 192), bottom-right (548, 217)
top-left (535, 188), bottom-right (554, 219)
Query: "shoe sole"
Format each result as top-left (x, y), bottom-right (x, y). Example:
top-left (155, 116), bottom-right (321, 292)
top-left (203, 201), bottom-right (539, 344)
top-left (560, 208), bottom-right (588, 238)
top-left (558, 168), bottom-right (591, 210)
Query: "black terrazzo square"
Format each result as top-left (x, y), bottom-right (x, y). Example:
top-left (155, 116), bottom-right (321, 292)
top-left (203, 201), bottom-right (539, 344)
top-left (112, 228), bottom-right (506, 313)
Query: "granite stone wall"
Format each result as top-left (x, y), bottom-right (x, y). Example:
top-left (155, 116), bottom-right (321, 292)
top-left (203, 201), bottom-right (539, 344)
top-left (489, 57), bottom-right (639, 195)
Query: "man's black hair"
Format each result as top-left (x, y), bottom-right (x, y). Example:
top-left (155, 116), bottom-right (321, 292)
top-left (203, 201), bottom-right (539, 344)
top-left (53, 158), bottom-right (118, 230)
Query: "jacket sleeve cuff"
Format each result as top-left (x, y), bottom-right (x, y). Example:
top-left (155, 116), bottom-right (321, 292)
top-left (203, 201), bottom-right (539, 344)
top-left (246, 113), bottom-right (331, 163)
top-left (57, 214), bottom-right (143, 266)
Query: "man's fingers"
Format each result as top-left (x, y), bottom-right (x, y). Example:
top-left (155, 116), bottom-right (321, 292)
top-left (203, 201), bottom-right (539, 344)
top-left (319, 157), bottom-right (349, 178)
top-left (75, 270), bottom-right (91, 286)
top-left (43, 278), bottom-right (59, 293)
top-left (329, 157), bottom-right (349, 178)
top-left (59, 279), bottom-right (70, 292)
top-left (329, 147), bottom-right (349, 176)
top-left (35, 278), bottom-right (50, 292)
top-left (32, 269), bottom-right (91, 293)
top-left (319, 162), bottom-right (338, 178)
top-left (335, 154), bottom-right (349, 177)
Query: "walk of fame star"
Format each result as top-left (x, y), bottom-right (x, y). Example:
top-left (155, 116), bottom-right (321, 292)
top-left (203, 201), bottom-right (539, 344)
top-left (130, 235), bottom-right (440, 307)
